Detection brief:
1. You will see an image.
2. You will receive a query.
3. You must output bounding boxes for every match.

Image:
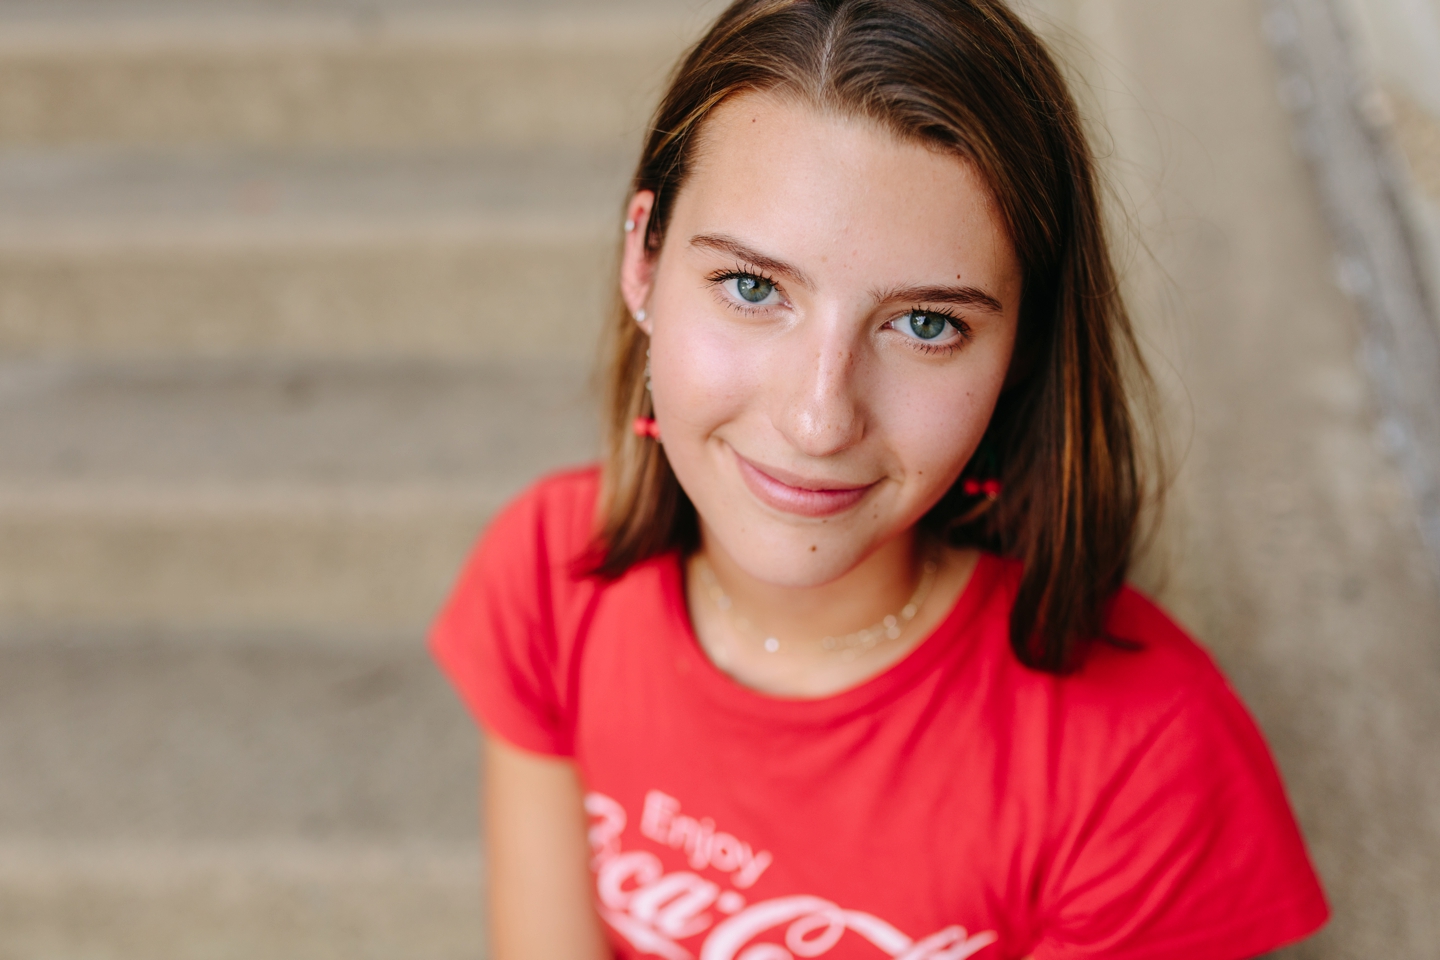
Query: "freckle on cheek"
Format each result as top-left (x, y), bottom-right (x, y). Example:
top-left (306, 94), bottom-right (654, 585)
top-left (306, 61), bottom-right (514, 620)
top-left (809, 545), bottom-right (817, 552)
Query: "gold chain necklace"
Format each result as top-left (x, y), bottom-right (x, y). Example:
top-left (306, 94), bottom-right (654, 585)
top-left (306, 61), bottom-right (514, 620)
top-left (694, 554), bottom-right (939, 662)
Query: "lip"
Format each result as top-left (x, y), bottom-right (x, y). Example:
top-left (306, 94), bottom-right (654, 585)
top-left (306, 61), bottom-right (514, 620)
top-left (732, 450), bottom-right (877, 518)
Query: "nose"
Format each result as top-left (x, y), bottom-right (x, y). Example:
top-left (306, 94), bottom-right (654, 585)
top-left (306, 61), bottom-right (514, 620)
top-left (770, 320), bottom-right (866, 458)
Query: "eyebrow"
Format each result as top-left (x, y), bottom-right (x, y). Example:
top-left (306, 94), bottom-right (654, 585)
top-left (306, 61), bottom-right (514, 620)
top-left (689, 234), bottom-right (817, 290)
top-left (875, 284), bottom-right (1006, 315)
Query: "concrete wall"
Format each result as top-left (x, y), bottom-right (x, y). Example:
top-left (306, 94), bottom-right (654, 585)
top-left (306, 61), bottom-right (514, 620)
top-left (1342, 0), bottom-right (1440, 331)
top-left (1344, 0), bottom-right (1440, 114)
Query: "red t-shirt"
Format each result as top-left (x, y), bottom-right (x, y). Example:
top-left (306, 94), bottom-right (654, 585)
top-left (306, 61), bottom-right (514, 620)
top-left (431, 467), bottom-right (1328, 960)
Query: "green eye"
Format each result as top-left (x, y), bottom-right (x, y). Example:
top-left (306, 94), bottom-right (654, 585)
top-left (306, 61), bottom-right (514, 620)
top-left (907, 310), bottom-right (949, 340)
top-left (735, 275), bottom-right (774, 303)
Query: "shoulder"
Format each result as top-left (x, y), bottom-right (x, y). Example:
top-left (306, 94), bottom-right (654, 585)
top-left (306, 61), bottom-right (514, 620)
top-left (977, 560), bottom-right (1264, 784)
top-left (980, 557), bottom-right (1225, 712)
top-left (1004, 558), bottom-right (1231, 714)
top-left (1070, 586), bottom-right (1269, 794)
top-left (968, 568), bottom-right (1328, 953)
top-left (445, 463), bottom-right (605, 647)
top-left (481, 464), bottom-right (603, 569)
top-left (428, 464), bottom-right (606, 755)
top-left (1087, 583), bottom-right (1231, 711)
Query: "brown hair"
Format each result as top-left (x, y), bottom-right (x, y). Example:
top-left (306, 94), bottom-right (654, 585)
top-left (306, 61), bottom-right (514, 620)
top-left (591, 0), bottom-right (1155, 674)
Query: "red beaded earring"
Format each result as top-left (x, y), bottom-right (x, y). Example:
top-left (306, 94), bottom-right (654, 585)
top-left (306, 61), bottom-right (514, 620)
top-left (632, 336), bottom-right (660, 441)
top-left (954, 439), bottom-right (1001, 529)
top-left (961, 478), bottom-right (1002, 499)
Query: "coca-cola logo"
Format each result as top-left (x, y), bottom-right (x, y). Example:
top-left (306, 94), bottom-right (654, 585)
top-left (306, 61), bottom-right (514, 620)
top-left (585, 791), bottom-right (999, 960)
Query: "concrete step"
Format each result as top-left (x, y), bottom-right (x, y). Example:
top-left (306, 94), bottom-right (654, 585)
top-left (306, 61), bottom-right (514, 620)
top-left (0, 635), bottom-right (486, 958)
top-left (0, 0), bottom-right (716, 150)
top-left (0, 358), bottom-right (598, 637)
top-left (0, 843), bottom-right (484, 960)
top-left (0, 147), bottom-right (632, 361)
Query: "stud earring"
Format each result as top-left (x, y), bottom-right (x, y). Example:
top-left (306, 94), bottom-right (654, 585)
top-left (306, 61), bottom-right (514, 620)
top-left (634, 308), bottom-right (647, 325)
top-left (624, 219), bottom-right (636, 232)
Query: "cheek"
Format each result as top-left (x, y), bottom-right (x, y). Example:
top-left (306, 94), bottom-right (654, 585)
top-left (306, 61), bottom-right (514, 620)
top-left (873, 365), bottom-right (1004, 488)
top-left (646, 286), bottom-right (755, 433)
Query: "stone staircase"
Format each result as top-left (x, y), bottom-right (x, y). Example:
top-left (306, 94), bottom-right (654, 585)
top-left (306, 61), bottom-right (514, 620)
top-left (0, 1), bottom-right (715, 955)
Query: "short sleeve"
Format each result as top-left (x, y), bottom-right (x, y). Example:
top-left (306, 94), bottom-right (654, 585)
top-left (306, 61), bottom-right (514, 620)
top-left (429, 471), bottom-right (598, 757)
top-left (1034, 681), bottom-right (1329, 960)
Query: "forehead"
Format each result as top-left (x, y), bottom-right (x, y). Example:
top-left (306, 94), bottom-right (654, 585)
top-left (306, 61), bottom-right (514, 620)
top-left (674, 90), bottom-right (1017, 289)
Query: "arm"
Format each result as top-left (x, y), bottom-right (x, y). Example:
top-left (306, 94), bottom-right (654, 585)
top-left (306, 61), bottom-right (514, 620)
top-left (484, 736), bottom-right (611, 960)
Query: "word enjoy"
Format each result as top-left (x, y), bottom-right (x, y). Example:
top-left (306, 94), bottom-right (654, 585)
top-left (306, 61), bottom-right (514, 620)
top-left (584, 789), bottom-right (999, 960)
top-left (641, 790), bottom-right (773, 888)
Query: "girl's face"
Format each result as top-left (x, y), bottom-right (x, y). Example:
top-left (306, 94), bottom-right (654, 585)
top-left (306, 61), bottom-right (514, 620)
top-left (622, 92), bottom-right (1022, 588)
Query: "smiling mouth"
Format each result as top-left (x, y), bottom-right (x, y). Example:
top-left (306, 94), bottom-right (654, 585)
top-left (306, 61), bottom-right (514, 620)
top-left (732, 451), bottom-right (877, 518)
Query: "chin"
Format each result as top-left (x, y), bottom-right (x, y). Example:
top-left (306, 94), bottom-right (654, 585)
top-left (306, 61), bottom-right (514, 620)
top-left (708, 521), bottom-right (880, 588)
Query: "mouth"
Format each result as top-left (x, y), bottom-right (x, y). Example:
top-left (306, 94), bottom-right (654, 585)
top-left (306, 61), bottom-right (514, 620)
top-left (732, 450), bottom-right (877, 518)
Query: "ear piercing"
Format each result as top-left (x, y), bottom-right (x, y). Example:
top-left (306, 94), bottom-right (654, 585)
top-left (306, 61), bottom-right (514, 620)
top-left (626, 214), bottom-right (647, 325)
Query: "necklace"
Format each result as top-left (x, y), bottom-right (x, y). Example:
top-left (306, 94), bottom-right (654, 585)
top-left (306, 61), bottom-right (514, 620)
top-left (694, 553), bottom-right (939, 662)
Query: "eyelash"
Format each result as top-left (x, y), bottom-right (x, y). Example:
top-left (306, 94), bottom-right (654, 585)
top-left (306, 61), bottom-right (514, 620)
top-left (706, 264), bottom-right (782, 312)
top-left (902, 308), bottom-right (971, 356)
top-left (705, 264), bottom-right (972, 356)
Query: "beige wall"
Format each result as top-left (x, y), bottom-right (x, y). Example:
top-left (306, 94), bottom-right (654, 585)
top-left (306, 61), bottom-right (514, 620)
top-left (1342, 0), bottom-right (1440, 331)
top-left (1345, 0), bottom-right (1440, 115)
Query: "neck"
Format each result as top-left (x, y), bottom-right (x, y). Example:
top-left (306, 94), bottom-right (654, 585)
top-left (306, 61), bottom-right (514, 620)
top-left (696, 526), bottom-right (923, 646)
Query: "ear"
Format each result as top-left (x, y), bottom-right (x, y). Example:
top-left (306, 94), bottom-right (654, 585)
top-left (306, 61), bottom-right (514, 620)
top-left (620, 190), bottom-right (657, 335)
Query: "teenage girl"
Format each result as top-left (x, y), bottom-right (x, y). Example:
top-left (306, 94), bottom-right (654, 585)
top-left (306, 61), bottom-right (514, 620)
top-left (432, 2), bottom-right (1330, 958)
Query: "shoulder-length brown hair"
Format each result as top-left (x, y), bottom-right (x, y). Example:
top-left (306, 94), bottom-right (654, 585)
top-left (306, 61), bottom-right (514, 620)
top-left (590, 0), bottom-right (1155, 674)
